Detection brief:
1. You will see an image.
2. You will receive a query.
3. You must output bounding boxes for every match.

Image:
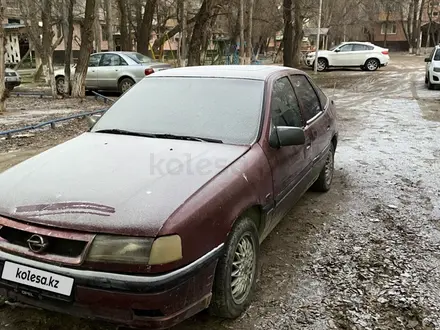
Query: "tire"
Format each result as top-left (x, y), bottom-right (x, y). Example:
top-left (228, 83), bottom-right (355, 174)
top-left (209, 217), bottom-right (259, 319)
top-left (311, 143), bottom-right (335, 192)
top-left (118, 78), bottom-right (135, 94)
top-left (425, 75), bottom-right (429, 84)
top-left (364, 58), bottom-right (380, 71)
top-left (316, 58), bottom-right (328, 72)
top-left (427, 75), bottom-right (435, 90)
top-left (56, 76), bottom-right (65, 95)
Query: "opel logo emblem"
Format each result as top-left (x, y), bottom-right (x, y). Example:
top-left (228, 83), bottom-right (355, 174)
top-left (27, 234), bottom-right (49, 253)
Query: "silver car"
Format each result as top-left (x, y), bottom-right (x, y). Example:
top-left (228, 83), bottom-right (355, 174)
top-left (5, 68), bottom-right (21, 91)
top-left (55, 52), bottom-right (171, 94)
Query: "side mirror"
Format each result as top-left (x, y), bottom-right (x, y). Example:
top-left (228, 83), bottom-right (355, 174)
top-left (270, 126), bottom-right (306, 148)
top-left (86, 114), bottom-right (102, 129)
top-left (334, 49), bottom-right (341, 53)
top-left (425, 57), bottom-right (431, 62)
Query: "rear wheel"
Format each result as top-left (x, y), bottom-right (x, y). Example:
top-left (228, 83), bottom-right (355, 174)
top-left (118, 78), bottom-right (135, 94)
top-left (209, 217), bottom-right (259, 318)
top-left (365, 58), bottom-right (380, 71)
top-left (56, 76), bottom-right (65, 95)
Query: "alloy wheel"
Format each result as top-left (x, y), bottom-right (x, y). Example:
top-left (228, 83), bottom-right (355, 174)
top-left (325, 151), bottom-right (334, 186)
top-left (231, 234), bottom-right (256, 305)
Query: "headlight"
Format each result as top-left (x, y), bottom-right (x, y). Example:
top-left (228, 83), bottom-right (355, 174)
top-left (86, 235), bottom-right (153, 264)
top-left (434, 67), bottom-right (440, 72)
top-left (149, 235), bottom-right (183, 265)
top-left (86, 234), bottom-right (183, 265)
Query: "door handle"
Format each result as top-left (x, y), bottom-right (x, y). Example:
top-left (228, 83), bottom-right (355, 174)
top-left (327, 125), bottom-right (330, 131)
top-left (306, 144), bottom-right (311, 150)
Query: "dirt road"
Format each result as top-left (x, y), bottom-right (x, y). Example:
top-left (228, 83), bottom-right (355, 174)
top-left (1, 54), bottom-right (440, 330)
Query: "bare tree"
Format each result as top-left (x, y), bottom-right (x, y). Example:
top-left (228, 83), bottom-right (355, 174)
top-left (137, 0), bottom-right (158, 55)
top-left (104, 0), bottom-right (114, 50)
top-left (0, 0), bottom-right (6, 113)
top-left (63, 0), bottom-right (75, 95)
top-left (246, 0), bottom-right (255, 64)
top-left (178, 0), bottom-right (188, 66)
top-left (239, 0), bottom-right (245, 64)
top-left (283, 0), bottom-right (293, 67)
top-left (20, 0), bottom-right (64, 97)
top-left (94, 0), bottom-right (102, 52)
top-left (71, 0), bottom-right (96, 97)
top-left (117, 0), bottom-right (131, 50)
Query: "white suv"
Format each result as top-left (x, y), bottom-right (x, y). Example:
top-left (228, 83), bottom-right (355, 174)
top-left (425, 45), bottom-right (440, 90)
top-left (306, 42), bottom-right (390, 72)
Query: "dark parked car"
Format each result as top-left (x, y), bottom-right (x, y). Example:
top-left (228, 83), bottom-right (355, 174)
top-left (0, 65), bottom-right (338, 329)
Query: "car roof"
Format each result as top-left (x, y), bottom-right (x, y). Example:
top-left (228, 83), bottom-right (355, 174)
top-left (150, 65), bottom-right (302, 81)
top-left (91, 51), bottom-right (142, 56)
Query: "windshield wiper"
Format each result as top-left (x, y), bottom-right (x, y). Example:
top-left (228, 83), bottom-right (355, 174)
top-left (155, 134), bottom-right (223, 144)
top-left (94, 129), bottom-right (157, 138)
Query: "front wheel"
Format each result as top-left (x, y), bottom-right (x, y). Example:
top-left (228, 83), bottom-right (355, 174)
top-left (209, 217), bottom-right (259, 318)
top-left (316, 58), bottom-right (328, 72)
top-left (311, 143), bottom-right (335, 192)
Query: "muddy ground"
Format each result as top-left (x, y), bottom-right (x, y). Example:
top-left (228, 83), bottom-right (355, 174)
top-left (1, 54), bottom-right (440, 330)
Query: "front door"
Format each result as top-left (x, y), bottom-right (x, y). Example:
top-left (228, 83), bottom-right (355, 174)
top-left (261, 76), bottom-right (308, 237)
top-left (331, 43), bottom-right (355, 66)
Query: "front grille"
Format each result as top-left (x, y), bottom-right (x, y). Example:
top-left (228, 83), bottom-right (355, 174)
top-left (0, 226), bottom-right (87, 258)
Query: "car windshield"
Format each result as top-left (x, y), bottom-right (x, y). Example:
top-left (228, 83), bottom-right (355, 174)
top-left (91, 77), bottom-right (265, 145)
top-left (435, 49), bottom-right (440, 61)
top-left (126, 52), bottom-right (153, 64)
top-left (329, 44), bottom-right (343, 51)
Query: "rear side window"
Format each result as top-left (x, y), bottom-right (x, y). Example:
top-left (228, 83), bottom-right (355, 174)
top-left (270, 77), bottom-right (303, 127)
top-left (307, 77), bottom-right (328, 109)
top-left (353, 44), bottom-right (372, 51)
top-left (290, 75), bottom-right (322, 122)
top-left (435, 49), bottom-right (440, 61)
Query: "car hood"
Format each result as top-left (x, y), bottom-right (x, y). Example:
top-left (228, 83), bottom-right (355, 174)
top-left (0, 133), bottom-right (249, 237)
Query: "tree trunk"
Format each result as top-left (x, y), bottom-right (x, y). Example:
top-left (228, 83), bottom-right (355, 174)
top-left (384, 10), bottom-right (390, 48)
top-left (292, 0), bottom-right (302, 67)
top-left (137, 0), bottom-right (157, 55)
top-left (72, 0), bottom-right (96, 98)
top-left (94, 0), bottom-right (102, 52)
top-left (63, 0), bottom-right (75, 95)
top-left (104, 0), bottom-right (114, 50)
top-left (0, 2), bottom-right (6, 113)
top-left (415, 0), bottom-right (426, 55)
top-left (117, 0), bottom-right (130, 50)
top-left (246, 0), bottom-right (254, 64)
top-left (179, 0), bottom-right (187, 67)
top-left (238, 0), bottom-right (245, 64)
top-left (187, 0), bottom-right (216, 66)
top-left (283, 0), bottom-right (293, 67)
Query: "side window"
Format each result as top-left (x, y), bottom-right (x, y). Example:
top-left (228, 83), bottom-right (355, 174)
top-left (290, 75), bottom-right (322, 122)
top-left (270, 77), bottom-right (303, 128)
top-left (100, 54), bottom-right (126, 66)
top-left (353, 44), bottom-right (367, 51)
top-left (339, 44), bottom-right (353, 52)
top-left (307, 77), bottom-right (328, 109)
top-left (435, 49), bottom-right (440, 61)
top-left (367, 45), bottom-right (374, 50)
top-left (88, 54), bottom-right (102, 67)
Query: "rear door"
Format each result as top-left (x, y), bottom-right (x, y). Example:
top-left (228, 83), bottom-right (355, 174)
top-left (97, 53), bottom-right (129, 90)
top-left (85, 54), bottom-right (102, 89)
top-left (352, 44), bottom-right (372, 66)
top-left (290, 74), bottom-right (330, 179)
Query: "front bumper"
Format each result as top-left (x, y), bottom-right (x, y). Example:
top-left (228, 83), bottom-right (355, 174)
top-left (5, 79), bottom-right (21, 89)
top-left (0, 245), bottom-right (223, 329)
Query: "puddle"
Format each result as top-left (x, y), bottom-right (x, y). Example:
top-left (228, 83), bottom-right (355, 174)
top-left (418, 99), bottom-right (440, 122)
